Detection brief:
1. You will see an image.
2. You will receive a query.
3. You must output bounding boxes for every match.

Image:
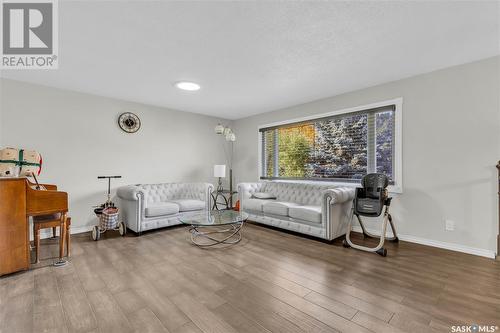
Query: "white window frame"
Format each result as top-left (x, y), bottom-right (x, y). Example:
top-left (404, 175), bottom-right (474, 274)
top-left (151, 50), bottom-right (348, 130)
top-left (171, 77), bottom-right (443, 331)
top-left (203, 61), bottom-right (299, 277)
top-left (257, 98), bottom-right (403, 193)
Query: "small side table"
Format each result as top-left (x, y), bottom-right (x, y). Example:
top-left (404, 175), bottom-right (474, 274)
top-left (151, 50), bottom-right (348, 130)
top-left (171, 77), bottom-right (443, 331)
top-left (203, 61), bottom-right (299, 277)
top-left (211, 190), bottom-right (238, 210)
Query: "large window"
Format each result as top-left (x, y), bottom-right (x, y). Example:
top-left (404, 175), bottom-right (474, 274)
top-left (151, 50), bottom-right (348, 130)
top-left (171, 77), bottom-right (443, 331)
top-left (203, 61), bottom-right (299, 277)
top-left (259, 100), bottom-right (402, 190)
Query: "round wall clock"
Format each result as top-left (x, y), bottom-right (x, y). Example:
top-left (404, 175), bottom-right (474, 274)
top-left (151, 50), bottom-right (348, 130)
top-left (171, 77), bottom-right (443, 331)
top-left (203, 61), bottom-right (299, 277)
top-left (118, 112), bottom-right (141, 133)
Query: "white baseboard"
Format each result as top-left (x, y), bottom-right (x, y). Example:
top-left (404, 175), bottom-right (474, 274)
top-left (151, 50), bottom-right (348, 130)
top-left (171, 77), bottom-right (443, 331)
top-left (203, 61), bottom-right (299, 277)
top-left (351, 226), bottom-right (496, 259)
top-left (70, 225), bottom-right (94, 235)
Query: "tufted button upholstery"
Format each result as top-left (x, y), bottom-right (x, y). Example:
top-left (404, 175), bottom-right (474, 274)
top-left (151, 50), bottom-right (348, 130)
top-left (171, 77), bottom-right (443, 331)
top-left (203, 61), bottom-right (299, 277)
top-left (117, 183), bottom-right (209, 204)
top-left (140, 183), bottom-right (207, 204)
top-left (261, 182), bottom-right (336, 205)
top-left (238, 181), bottom-right (355, 240)
top-left (117, 182), bottom-right (214, 233)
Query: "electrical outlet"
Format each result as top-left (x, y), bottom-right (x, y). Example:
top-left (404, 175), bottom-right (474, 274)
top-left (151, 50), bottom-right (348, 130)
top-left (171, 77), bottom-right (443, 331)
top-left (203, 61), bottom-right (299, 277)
top-left (445, 219), bottom-right (455, 231)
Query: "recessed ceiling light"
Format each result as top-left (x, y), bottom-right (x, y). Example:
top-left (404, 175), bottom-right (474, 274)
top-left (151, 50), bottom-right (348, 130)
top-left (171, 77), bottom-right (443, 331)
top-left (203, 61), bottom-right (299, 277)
top-left (174, 81), bottom-right (201, 91)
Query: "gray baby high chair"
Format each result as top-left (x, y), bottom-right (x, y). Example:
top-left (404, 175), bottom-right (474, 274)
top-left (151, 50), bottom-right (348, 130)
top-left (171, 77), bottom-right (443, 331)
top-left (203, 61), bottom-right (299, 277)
top-left (342, 173), bottom-right (398, 256)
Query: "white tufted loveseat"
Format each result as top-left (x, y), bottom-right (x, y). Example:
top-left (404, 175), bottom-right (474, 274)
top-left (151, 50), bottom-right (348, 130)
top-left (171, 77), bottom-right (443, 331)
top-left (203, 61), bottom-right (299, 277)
top-left (237, 182), bottom-right (355, 240)
top-left (116, 183), bottom-right (213, 234)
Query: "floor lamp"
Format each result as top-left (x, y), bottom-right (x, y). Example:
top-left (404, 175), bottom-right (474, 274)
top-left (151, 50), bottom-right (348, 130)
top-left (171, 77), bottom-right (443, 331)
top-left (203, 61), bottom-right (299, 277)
top-left (215, 123), bottom-right (236, 207)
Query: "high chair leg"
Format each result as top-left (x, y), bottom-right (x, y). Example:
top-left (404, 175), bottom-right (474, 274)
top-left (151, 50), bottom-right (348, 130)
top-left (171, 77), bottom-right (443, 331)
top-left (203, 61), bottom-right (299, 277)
top-left (343, 209), bottom-right (394, 257)
top-left (386, 213), bottom-right (399, 242)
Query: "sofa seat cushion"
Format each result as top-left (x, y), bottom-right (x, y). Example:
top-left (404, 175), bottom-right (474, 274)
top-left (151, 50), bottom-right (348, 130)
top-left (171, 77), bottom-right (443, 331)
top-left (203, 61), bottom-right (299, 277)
top-left (263, 201), bottom-right (300, 216)
top-left (244, 198), bottom-right (270, 212)
top-left (289, 205), bottom-right (322, 224)
top-left (171, 199), bottom-right (205, 212)
top-left (145, 202), bottom-right (179, 217)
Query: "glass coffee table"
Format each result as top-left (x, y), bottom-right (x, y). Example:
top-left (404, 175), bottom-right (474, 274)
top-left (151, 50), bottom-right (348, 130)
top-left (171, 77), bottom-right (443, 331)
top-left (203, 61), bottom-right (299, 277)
top-left (179, 210), bottom-right (249, 247)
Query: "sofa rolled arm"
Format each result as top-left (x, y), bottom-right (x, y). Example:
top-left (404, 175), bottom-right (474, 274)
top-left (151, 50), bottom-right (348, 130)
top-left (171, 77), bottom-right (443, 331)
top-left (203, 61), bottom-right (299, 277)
top-left (237, 182), bottom-right (265, 201)
top-left (237, 182), bottom-right (265, 212)
top-left (203, 183), bottom-right (215, 210)
top-left (323, 187), bottom-right (355, 206)
top-left (116, 185), bottom-right (145, 201)
top-left (322, 187), bottom-right (356, 238)
top-left (322, 187), bottom-right (356, 222)
top-left (116, 185), bottom-right (146, 233)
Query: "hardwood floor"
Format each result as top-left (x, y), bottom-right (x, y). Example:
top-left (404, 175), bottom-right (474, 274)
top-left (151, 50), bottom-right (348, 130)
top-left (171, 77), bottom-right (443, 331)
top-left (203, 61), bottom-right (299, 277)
top-left (1, 222), bottom-right (499, 333)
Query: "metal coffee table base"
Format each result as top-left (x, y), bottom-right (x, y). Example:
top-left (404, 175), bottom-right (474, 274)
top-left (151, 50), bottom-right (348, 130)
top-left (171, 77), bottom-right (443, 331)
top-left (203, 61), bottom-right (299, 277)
top-left (189, 222), bottom-right (243, 247)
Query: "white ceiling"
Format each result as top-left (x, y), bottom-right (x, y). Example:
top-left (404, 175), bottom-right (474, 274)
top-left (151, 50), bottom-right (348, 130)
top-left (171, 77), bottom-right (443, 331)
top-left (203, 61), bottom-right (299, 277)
top-left (1, 1), bottom-right (499, 120)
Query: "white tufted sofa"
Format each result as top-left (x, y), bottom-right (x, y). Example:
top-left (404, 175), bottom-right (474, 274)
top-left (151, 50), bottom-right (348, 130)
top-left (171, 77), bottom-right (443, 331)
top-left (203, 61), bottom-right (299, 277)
top-left (116, 183), bottom-right (213, 234)
top-left (237, 182), bottom-right (355, 240)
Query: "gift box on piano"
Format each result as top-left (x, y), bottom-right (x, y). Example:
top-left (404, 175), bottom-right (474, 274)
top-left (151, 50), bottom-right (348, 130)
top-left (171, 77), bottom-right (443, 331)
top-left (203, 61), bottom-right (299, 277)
top-left (0, 148), bottom-right (42, 177)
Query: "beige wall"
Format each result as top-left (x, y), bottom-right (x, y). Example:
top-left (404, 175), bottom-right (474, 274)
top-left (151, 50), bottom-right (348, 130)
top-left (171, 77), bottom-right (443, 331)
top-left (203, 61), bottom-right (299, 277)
top-left (0, 79), bottom-right (230, 232)
top-left (233, 56), bottom-right (500, 256)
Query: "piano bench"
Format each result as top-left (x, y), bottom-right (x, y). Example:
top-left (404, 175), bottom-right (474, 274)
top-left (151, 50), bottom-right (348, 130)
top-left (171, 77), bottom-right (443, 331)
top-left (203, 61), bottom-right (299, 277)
top-left (33, 216), bottom-right (71, 264)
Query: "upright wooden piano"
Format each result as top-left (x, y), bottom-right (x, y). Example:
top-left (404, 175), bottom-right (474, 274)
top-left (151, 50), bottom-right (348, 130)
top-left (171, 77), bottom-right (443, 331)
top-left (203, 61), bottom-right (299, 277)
top-left (0, 178), bottom-right (68, 276)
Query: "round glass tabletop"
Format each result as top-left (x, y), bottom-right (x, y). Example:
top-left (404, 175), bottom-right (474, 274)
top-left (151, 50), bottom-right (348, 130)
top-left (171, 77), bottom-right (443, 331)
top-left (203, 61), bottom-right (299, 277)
top-left (178, 210), bottom-right (249, 226)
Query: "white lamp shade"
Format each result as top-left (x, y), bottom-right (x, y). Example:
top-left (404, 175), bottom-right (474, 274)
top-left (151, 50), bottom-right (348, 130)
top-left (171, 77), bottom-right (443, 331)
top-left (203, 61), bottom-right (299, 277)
top-left (226, 132), bottom-right (236, 142)
top-left (213, 165), bottom-right (226, 178)
top-left (215, 124), bottom-right (225, 134)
